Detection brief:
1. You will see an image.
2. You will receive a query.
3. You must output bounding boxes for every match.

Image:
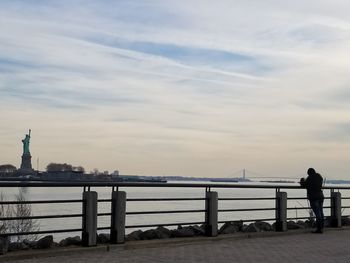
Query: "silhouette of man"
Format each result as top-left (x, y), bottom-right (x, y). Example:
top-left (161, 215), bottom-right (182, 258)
top-left (300, 168), bottom-right (324, 233)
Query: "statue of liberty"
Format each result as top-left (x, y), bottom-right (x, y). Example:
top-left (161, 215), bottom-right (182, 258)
top-left (22, 129), bottom-right (31, 155)
top-left (20, 129), bottom-right (33, 173)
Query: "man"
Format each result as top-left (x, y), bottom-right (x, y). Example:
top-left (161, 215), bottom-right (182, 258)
top-left (300, 168), bottom-right (324, 233)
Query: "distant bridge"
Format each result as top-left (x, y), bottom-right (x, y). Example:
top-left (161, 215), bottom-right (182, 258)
top-left (227, 169), bottom-right (301, 180)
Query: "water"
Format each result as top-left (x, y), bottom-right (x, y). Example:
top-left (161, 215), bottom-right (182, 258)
top-left (1, 181), bottom-right (348, 241)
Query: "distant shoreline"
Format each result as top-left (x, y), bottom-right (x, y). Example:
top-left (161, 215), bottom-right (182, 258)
top-left (1, 177), bottom-right (350, 184)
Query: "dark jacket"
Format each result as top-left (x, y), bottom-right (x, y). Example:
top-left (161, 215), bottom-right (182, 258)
top-left (300, 173), bottom-right (324, 200)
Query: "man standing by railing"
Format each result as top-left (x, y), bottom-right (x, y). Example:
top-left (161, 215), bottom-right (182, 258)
top-left (300, 168), bottom-right (324, 233)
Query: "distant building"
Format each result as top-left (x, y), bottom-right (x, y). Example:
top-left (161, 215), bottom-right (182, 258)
top-left (43, 170), bottom-right (84, 181)
top-left (111, 170), bottom-right (119, 181)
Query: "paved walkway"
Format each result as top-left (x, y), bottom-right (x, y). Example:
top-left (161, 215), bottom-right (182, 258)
top-left (4, 229), bottom-right (350, 263)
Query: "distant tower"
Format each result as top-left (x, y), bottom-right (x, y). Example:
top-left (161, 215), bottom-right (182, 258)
top-left (243, 169), bottom-right (246, 180)
top-left (19, 129), bottom-right (34, 174)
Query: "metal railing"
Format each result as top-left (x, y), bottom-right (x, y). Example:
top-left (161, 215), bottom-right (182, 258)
top-left (0, 181), bottom-right (349, 246)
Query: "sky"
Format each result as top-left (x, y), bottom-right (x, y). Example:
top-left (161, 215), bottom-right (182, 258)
top-left (0, 0), bottom-right (350, 179)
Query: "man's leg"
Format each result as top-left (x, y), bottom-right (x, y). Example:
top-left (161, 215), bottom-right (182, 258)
top-left (319, 199), bottom-right (324, 230)
top-left (310, 200), bottom-right (323, 233)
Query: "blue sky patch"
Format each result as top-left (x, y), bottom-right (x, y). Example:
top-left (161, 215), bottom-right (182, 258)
top-left (85, 36), bottom-right (269, 75)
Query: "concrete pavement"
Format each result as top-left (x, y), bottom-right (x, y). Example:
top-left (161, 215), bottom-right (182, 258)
top-left (3, 228), bottom-right (350, 263)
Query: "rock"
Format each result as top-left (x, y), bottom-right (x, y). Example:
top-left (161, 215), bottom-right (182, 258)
top-left (139, 227), bottom-right (171, 240)
top-left (58, 239), bottom-right (69, 247)
top-left (59, 236), bottom-right (81, 247)
top-left (190, 225), bottom-right (205, 236)
top-left (171, 227), bottom-right (195, 237)
top-left (69, 236), bottom-right (81, 245)
top-left (155, 226), bottom-right (172, 239)
top-left (8, 241), bottom-right (29, 251)
top-left (305, 219), bottom-right (315, 228)
top-left (233, 221), bottom-right (244, 231)
top-left (342, 216), bottom-right (350, 226)
top-left (254, 221), bottom-right (272, 231)
top-left (219, 221), bottom-right (244, 235)
top-left (23, 239), bottom-right (37, 249)
top-left (219, 222), bottom-right (239, 234)
top-left (125, 230), bottom-right (143, 241)
top-left (36, 235), bottom-right (53, 249)
top-left (287, 221), bottom-right (303, 230)
top-left (200, 224), bottom-right (207, 231)
top-left (97, 233), bottom-right (110, 244)
top-left (242, 223), bottom-right (259, 233)
top-left (296, 221), bottom-right (307, 229)
top-left (8, 242), bottom-right (30, 251)
top-left (271, 222), bottom-right (276, 231)
top-left (140, 229), bottom-right (159, 240)
top-left (0, 236), bottom-right (9, 255)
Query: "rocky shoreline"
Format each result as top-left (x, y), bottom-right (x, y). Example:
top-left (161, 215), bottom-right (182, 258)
top-left (1, 217), bottom-right (350, 255)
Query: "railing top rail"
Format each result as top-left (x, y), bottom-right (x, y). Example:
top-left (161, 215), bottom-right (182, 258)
top-left (0, 181), bottom-right (349, 189)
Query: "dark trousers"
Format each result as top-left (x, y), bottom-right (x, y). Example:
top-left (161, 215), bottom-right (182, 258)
top-left (309, 199), bottom-right (324, 230)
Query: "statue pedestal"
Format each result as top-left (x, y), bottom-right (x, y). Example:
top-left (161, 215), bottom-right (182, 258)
top-left (19, 153), bottom-right (34, 175)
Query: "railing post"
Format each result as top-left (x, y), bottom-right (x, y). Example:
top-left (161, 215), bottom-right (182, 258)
top-left (0, 235), bottom-right (9, 255)
top-left (275, 191), bottom-right (287, 231)
top-left (82, 191), bottom-right (98, 246)
top-left (205, 191), bottom-right (218, 237)
top-left (110, 190), bottom-right (126, 244)
top-left (330, 191), bottom-right (342, 228)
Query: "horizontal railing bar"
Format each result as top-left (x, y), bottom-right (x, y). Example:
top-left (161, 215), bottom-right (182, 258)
top-left (126, 209), bottom-right (205, 215)
top-left (218, 208), bottom-right (276, 212)
top-left (0, 199), bottom-right (82, 205)
top-left (126, 221), bottom-right (205, 229)
top-left (4, 228), bottom-right (82, 236)
top-left (218, 218), bottom-right (276, 224)
top-left (0, 214), bottom-right (82, 221)
top-left (341, 206), bottom-right (350, 209)
top-left (127, 198), bottom-right (205, 201)
top-left (219, 197), bottom-right (276, 201)
top-left (287, 206), bottom-right (331, 210)
top-left (341, 197), bottom-right (350, 199)
top-left (97, 227), bottom-right (111, 230)
top-left (287, 197), bottom-right (331, 200)
top-left (287, 207), bottom-right (310, 210)
top-left (4, 197), bottom-right (338, 204)
top-left (1, 181), bottom-right (349, 190)
top-left (98, 213), bottom-right (112, 216)
top-left (98, 199), bottom-right (112, 202)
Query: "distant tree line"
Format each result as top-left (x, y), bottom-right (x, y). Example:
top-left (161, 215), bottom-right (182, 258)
top-left (46, 163), bottom-right (85, 173)
top-left (0, 164), bottom-right (17, 173)
top-left (0, 163), bottom-right (87, 174)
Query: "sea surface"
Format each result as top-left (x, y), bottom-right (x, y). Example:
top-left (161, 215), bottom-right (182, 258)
top-left (1, 181), bottom-right (349, 241)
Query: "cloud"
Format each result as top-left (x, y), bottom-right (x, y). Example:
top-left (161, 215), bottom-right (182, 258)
top-left (1, 0), bottom-right (350, 178)
top-left (314, 123), bottom-right (350, 142)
